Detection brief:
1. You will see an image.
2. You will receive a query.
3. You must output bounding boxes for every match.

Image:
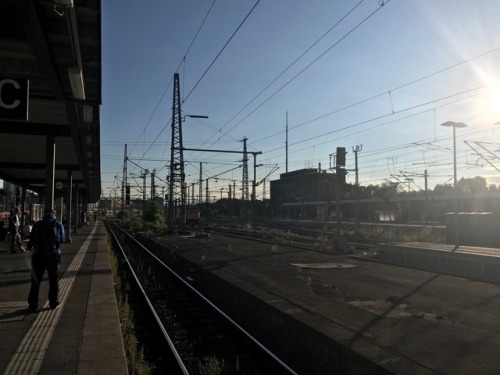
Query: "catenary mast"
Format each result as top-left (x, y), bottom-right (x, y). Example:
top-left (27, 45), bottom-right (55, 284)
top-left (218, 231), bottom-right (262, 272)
top-left (168, 73), bottom-right (185, 227)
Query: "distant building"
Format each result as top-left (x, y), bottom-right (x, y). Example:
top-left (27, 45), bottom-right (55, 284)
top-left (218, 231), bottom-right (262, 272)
top-left (270, 168), bottom-right (336, 219)
top-left (2, 181), bottom-right (20, 209)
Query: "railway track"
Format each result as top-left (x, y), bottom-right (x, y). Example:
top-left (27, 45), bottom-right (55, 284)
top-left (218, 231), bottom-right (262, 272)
top-left (205, 224), bottom-right (379, 254)
top-left (207, 218), bottom-right (445, 252)
top-left (204, 224), bottom-right (500, 286)
top-left (106, 221), bottom-right (298, 375)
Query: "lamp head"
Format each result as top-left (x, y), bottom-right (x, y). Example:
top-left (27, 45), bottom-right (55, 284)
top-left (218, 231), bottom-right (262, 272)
top-left (68, 66), bottom-right (85, 100)
top-left (440, 121), bottom-right (468, 128)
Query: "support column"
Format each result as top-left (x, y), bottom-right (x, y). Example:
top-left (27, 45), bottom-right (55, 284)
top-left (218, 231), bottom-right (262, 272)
top-left (44, 135), bottom-right (56, 209)
top-left (66, 170), bottom-right (73, 242)
top-left (58, 196), bottom-right (64, 228)
top-left (73, 183), bottom-right (79, 233)
top-left (20, 187), bottom-right (27, 228)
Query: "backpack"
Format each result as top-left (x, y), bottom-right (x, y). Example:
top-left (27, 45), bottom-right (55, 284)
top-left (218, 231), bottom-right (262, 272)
top-left (36, 219), bottom-right (59, 254)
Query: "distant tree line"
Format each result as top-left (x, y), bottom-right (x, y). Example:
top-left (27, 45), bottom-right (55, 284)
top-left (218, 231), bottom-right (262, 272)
top-left (343, 176), bottom-right (500, 222)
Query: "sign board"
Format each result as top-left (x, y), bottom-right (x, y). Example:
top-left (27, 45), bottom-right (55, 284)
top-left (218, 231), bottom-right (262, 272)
top-left (0, 78), bottom-right (29, 121)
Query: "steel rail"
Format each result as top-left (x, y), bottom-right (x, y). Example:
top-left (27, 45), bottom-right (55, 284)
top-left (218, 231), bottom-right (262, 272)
top-left (112, 222), bottom-right (299, 375)
top-left (106, 222), bottom-right (190, 375)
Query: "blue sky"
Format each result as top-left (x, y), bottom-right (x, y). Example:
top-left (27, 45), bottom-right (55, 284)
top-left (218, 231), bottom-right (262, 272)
top-left (101, 0), bottom-right (500, 200)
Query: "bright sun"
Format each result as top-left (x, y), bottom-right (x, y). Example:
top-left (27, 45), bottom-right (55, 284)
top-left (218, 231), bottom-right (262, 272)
top-left (489, 85), bottom-right (500, 115)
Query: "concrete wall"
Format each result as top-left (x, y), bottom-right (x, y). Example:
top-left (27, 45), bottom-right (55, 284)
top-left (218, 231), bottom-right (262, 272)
top-left (445, 212), bottom-right (500, 248)
top-left (380, 243), bottom-right (500, 284)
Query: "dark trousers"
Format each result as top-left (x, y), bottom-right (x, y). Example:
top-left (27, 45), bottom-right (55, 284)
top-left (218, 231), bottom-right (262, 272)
top-left (28, 252), bottom-right (59, 307)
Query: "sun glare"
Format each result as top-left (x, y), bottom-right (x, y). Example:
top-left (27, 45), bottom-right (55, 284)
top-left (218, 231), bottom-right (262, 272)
top-left (489, 85), bottom-right (500, 115)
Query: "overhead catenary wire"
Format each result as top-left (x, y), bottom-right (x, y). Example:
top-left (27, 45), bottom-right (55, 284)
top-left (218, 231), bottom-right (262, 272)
top-left (105, 83), bottom-right (494, 191)
top-left (260, 83), bottom-right (490, 157)
top-left (252, 89), bottom-right (499, 188)
top-left (217, 0), bottom-right (392, 140)
top-left (250, 47), bottom-right (500, 148)
top-left (258, 113), bottom-right (495, 188)
top-left (126, 1), bottom-right (218, 173)
top-left (212, 0), bottom-right (368, 138)
top-left (182, 0), bottom-right (262, 104)
top-left (103, 2), bottom-right (500, 191)
top-left (121, 0), bottom-right (257, 182)
top-left (119, 2), bottom-right (455, 171)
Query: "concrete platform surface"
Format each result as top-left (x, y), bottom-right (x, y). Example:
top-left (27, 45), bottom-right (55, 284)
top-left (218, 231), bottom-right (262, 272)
top-left (153, 233), bottom-right (500, 374)
top-left (0, 221), bottom-right (128, 375)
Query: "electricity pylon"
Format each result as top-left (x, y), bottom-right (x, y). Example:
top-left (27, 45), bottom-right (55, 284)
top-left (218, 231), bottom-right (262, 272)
top-left (168, 73), bottom-right (185, 227)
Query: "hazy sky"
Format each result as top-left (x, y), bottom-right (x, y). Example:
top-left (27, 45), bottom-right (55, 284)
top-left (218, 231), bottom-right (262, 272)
top-left (101, 0), bottom-right (500, 200)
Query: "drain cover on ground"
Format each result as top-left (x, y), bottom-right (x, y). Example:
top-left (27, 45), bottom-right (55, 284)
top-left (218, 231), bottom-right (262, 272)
top-left (290, 262), bottom-right (358, 269)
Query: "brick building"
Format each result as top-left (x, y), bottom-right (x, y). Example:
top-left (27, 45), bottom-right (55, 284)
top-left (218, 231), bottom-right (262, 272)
top-left (270, 168), bottom-right (337, 219)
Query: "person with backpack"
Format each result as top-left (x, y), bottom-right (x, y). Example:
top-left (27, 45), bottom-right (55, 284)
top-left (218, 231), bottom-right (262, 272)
top-left (27, 208), bottom-right (65, 312)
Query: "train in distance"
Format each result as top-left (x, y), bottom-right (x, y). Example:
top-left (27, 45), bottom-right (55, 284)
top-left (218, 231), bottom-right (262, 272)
top-left (185, 206), bottom-right (200, 227)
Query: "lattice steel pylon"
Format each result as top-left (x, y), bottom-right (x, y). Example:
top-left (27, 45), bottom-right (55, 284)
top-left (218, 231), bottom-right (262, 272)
top-left (242, 137), bottom-right (249, 201)
top-left (122, 144), bottom-right (127, 211)
top-left (150, 169), bottom-right (156, 200)
top-left (168, 73), bottom-right (185, 227)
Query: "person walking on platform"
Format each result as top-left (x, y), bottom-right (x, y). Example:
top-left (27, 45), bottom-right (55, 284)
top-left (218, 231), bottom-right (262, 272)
top-left (9, 207), bottom-right (26, 253)
top-left (27, 208), bottom-right (65, 312)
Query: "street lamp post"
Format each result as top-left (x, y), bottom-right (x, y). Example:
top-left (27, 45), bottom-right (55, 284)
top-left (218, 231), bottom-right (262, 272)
top-left (440, 121), bottom-right (468, 249)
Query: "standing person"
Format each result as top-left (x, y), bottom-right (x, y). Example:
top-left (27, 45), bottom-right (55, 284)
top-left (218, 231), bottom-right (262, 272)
top-left (80, 211), bottom-right (87, 227)
top-left (9, 207), bottom-right (26, 253)
top-left (27, 208), bottom-right (65, 311)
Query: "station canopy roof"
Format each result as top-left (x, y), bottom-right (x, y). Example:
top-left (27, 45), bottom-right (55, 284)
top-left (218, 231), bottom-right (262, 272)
top-left (0, 0), bottom-right (102, 203)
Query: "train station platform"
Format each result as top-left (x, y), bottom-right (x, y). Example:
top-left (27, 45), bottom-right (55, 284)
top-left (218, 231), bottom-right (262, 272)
top-left (149, 233), bottom-right (500, 374)
top-left (0, 221), bottom-right (128, 375)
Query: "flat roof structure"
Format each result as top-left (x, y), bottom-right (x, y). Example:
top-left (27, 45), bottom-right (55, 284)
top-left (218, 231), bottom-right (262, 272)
top-left (0, 0), bottom-right (102, 203)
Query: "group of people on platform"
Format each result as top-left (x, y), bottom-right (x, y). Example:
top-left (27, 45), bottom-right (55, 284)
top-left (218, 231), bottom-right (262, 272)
top-left (0, 206), bottom-right (31, 253)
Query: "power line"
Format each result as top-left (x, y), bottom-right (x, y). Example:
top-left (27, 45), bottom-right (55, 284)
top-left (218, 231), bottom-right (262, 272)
top-left (106, 5), bottom-right (500, 191)
top-left (125, 0), bottom-right (256, 180)
top-left (261, 85), bottom-right (486, 157)
top-left (182, 0), bottom-right (262, 103)
top-left (213, 0), bottom-right (368, 137)
top-left (250, 47), bottom-right (500, 147)
top-left (218, 0), bottom-right (392, 139)
top-left (126, 1), bottom-right (218, 170)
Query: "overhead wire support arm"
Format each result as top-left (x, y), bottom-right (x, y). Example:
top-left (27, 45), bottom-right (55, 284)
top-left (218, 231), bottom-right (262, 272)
top-left (256, 165), bottom-right (279, 187)
top-left (182, 147), bottom-right (251, 154)
top-left (465, 141), bottom-right (500, 173)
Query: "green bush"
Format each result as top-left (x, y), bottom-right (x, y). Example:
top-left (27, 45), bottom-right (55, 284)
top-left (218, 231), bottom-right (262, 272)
top-left (142, 201), bottom-right (167, 233)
